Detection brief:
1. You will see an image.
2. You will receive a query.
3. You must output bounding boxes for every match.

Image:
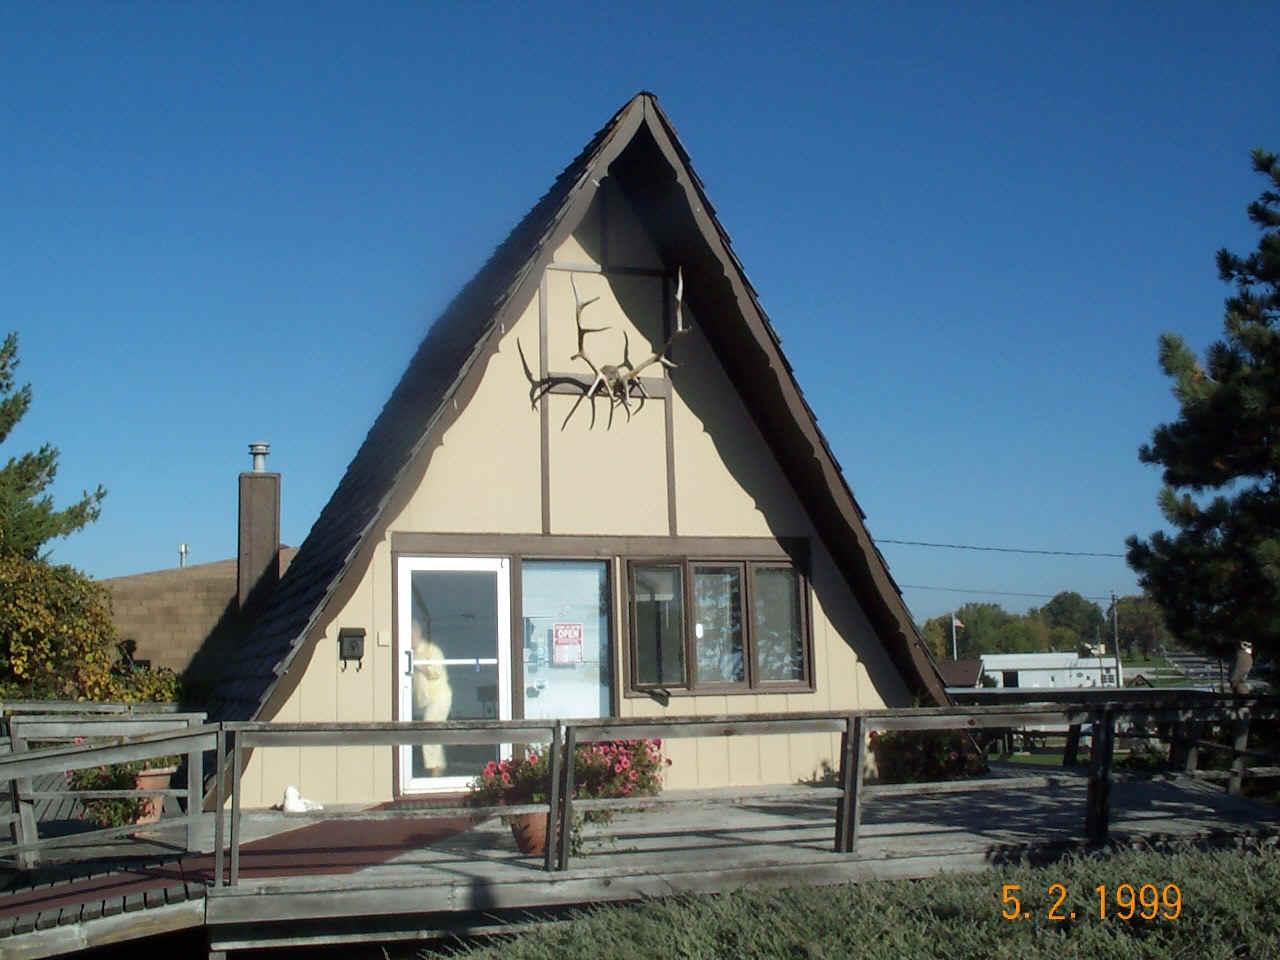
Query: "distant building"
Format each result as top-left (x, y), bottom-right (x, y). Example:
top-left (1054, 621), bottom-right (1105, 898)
top-left (938, 658), bottom-right (984, 690)
top-left (103, 547), bottom-right (296, 676)
top-left (979, 652), bottom-right (1121, 690)
top-left (101, 440), bottom-right (296, 681)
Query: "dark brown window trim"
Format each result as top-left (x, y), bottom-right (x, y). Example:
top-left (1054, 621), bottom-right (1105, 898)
top-left (623, 556), bottom-right (815, 699)
top-left (626, 557), bottom-right (688, 691)
top-left (516, 556), bottom-right (618, 721)
top-left (390, 533), bottom-right (808, 566)
top-left (389, 537), bottom-right (813, 715)
top-left (690, 560), bottom-right (751, 691)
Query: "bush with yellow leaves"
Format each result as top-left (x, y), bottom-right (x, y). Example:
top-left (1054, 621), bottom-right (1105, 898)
top-left (0, 556), bottom-right (179, 703)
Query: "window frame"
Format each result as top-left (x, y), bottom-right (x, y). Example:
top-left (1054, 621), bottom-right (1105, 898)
top-left (517, 555), bottom-right (618, 720)
top-left (624, 556), bottom-right (814, 698)
top-left (626, 557), bottom-right (690, 690)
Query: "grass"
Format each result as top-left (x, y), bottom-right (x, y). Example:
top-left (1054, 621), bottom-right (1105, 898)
top-left (425, 839), bottom-right (1280, 960)
top-left (1122, 655), bottom-right (1176, 671)
top-left (1003, 751), bottom-right (1066, 768)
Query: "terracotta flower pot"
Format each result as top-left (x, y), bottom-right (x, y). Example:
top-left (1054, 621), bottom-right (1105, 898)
top-left (133, 766), bottom-right (177, 825)
top-left (508, 812), bottom-right (548, 855)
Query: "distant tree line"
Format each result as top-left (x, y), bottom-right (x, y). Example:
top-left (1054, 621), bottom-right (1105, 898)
top-left (920, 591), bottom-right (1171, 662)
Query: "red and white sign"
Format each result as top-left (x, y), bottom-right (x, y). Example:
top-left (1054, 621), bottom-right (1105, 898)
top-left (552, 623), bottom-right (583, 665)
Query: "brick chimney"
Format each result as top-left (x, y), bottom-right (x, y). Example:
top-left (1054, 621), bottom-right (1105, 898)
top-left (238, 441), bottom-right (281, 615)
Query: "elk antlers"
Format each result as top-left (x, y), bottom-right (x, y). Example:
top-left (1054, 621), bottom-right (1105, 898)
top-left (517, 267), bottom-right (686, 429)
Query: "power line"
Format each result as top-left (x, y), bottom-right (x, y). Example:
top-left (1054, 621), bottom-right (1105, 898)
top-left (877, 537), bottom-right (1125, 559)
top-left (898, 583), bottom-right (1111, 601)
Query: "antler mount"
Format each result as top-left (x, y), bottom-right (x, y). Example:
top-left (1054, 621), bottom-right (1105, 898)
top-left (517, 268), bottom-right (686, 429)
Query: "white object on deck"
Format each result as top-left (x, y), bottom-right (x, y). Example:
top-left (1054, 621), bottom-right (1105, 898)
top-left (282, 785), bottom-right (323, 812)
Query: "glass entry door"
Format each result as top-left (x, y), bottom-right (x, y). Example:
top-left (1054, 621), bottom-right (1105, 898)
top-left (397, 557), bottom-right (511, 793)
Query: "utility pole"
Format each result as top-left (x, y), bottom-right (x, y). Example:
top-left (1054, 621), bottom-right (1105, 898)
top-left (950, 613), bottom-right (957, 661)
top-left (1111, 590), bottom-right (1123, 688)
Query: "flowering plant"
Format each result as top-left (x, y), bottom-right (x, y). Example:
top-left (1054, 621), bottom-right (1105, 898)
top-left (67, 754), bottom-right (182, 827)
top-left (469, 738), bottom-right (669, 808)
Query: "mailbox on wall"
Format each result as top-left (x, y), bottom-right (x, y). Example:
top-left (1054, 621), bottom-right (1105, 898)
top-left (338, 627), bottom-right (366, 671)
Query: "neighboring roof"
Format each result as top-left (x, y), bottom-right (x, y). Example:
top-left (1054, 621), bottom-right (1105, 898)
top-left (103, 549), bottom-right (296, 675)
top-left (208, 92), bottom-right (948, 720)
top-left (937, 659), bottom-right (983, 688)
top-left (980, 653), bottom-right (1090, 669)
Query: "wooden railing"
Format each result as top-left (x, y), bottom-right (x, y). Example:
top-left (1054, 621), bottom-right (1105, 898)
top-left (951, 688), bottom-right (1280, 796)
top-left (1, 695), bottom-right (1276, 884)
top-left (211, 695), bottom-right (1279, 882)
top-left (0, 706), bottom-right (209, 870)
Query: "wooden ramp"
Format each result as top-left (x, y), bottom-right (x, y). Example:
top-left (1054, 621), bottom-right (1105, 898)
top-left (1, 774), bottom-right (1276, 958)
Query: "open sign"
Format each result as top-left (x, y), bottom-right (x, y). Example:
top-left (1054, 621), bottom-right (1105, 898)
top-left (552, 623), bottom-right (583, 665)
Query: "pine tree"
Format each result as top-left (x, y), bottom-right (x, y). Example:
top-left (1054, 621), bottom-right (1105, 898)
top-left (0, 332), bottom-right (106, 559)
top-left (1127, 149), bottom-right (1280, 659)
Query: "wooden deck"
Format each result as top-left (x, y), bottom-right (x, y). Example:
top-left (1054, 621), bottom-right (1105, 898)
top-left (1, 770), bottom-right (1277, 958)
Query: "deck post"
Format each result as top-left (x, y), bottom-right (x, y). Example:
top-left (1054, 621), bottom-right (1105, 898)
top-left (544, 721), bottom-right (563, 873)
top-left (1228, 711), bottom-right (1250, 797)
top-left (557, 724), bottom-right (576, 871)
top-left (1183, 719), bottom-right (1202, 774)
top-left (1085, 708), bottom-right (1114, 844)
top-left (1062, 724), bottom-right (1082, 767)
top-left (213, 726), bottom-right (226, 887)
top-left (1166, 718), bottom-right (1186, 769)
top-left (185, 717), bottom-right (202, 855)
top-left (833, 723), bottom-right (850, 850)
top-left (835, 714), bottom-right (866, 853)
top-left (229, 733), bottom-right (242, 886)
top-left (9, 724), bottom-right (39, 870)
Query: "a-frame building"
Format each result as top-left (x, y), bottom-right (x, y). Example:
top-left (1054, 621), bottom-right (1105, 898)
top-left (210, 92), bottom-right (947, 805)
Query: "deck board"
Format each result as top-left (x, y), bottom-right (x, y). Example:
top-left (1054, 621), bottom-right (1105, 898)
top-left (0, 772), bottom-right (1276, 957)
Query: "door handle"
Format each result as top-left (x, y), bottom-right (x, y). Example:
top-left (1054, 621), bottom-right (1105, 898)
top-left (404, 650), bottom-right (413, 677)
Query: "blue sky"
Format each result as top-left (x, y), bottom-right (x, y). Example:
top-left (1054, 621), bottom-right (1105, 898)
top-left (3, 3), bottom-right (1277, 621)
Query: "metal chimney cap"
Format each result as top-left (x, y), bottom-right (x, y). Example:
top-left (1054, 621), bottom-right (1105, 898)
top-left (249, 441), bottom-right (270, 472)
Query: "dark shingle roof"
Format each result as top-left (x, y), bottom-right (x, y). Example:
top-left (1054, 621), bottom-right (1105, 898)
top-left (937, 659), bottom-right (984, 688)
top-left (207, 99), bottom-right (637, 720)
top-left (209, 92), bottom-right (947, 720)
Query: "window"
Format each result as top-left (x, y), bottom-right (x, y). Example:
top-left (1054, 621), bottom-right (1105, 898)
top-left (627, 559), bottom-right (810, 694)
top-left (520, 559), bottom-right (612, 720)
top-left (631, 563), bottom-right (686, 686)
top-left (693, 564), bottom-right (745, 684)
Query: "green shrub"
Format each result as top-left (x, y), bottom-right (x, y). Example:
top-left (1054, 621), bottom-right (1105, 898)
top-left (869, 729), bottom-right (987, 783)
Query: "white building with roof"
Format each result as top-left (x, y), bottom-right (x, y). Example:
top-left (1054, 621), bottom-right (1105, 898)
top-left (979, 652), bottom-right (1121, 690)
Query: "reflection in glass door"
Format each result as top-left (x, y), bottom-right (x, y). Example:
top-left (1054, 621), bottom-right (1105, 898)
top-left (397, 557), bottom-right (510, 793)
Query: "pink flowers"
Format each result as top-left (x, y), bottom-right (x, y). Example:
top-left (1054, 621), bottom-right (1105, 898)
top-left (468, 737), bottom-right (668, 809)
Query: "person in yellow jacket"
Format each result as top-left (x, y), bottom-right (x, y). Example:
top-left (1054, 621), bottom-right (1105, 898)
top-left (411, 615), bottom-right (453, 777)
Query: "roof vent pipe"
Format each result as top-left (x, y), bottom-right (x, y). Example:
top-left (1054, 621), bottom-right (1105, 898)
top-left (249, 441), bottom-right (270, 472)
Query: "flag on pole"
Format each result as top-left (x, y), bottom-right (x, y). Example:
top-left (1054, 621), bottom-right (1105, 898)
top-left (952, 616), bottom-right (965, 629)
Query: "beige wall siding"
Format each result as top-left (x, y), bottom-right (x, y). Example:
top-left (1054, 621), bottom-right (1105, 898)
top-left (394, 296), bottom-right (543, 534)
top-left (239, 184), bottom-right (910, 806)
